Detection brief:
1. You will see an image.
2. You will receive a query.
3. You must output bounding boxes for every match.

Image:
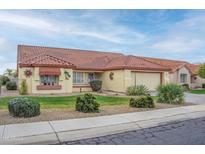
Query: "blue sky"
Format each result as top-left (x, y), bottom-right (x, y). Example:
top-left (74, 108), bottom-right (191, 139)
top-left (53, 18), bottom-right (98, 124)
top-left (0, 10), bottom-right (205, 74)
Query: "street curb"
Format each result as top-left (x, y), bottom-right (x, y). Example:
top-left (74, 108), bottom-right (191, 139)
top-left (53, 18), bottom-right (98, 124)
top-left (1, 105), bottom-right (205, 144)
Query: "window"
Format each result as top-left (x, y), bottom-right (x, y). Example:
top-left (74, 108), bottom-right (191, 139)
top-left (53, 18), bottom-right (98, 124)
top-left (73, 72), bottom-right (84, 84)
top-left (180, 74), bottom-right (187, 83)
top-left (40, 75), bottom-right (59, 86)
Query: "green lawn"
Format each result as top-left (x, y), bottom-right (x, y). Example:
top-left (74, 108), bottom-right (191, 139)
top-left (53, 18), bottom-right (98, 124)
top-left (190, 89), bottom-right (205, 94)
top-left (0, 95), bottom-right (132, 109)
top-left (0, 94), bottom-right (158, 110)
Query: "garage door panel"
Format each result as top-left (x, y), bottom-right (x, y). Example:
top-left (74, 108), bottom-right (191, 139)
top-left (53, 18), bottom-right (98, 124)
top-left (131, 72), bottom-right (161, 90)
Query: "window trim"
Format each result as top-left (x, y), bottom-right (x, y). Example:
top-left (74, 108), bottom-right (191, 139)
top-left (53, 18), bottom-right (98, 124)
top-left (40, 75), bottom-right (59, 86)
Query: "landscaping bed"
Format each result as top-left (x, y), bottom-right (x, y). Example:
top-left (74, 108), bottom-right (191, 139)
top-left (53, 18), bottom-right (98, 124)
top-left (0, 102), bottom-right (194, 125)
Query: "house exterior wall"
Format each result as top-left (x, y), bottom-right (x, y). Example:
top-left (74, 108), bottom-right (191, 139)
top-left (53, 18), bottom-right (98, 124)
top-left (72, 87), bottom-right (92, 92)
top-left (192, 75), bottom-right (205, 84)
top-left (100, 70), bottom-right (129, 92)
top-left (18, 67), bottom-right (169, 94)
top-left (100, 70), bottom-right (169, 92)
top-left (18, 67), bottom-right (33, 94)
top-left (169, 72), bottom-right (178, 84)
top-left (190, 75), bottom-right (205, 88)
top-left (168, 66), bottom-right (191, 85)
top-left (18, 67), bottom-right (73, 94)
top-left (177, 66), bottom-right (191, 85)
top-left (163, 72), bottom-right (170, 84)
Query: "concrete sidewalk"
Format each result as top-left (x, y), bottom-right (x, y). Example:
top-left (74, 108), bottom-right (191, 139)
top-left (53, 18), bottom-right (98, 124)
top-left (1, 105), bottom-right (205, 145)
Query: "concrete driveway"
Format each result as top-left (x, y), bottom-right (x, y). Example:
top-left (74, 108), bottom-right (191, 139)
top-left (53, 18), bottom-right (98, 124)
top-left (185, 93), bottom-right (205, 104)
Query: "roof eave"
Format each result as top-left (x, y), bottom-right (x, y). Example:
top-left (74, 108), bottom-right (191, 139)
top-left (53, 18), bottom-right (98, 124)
top-left (19, 63), bottom-right (76, 69)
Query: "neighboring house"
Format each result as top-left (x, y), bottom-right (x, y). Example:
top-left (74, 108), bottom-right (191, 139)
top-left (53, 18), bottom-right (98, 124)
top-left (17, 45), bottom-right (170, 94)
top-left (186, 64), bottom-right (205, 88)
top-left (144, 57), bottom-right (205, 88)
top-left (17, 45), bottom-right (204, 94)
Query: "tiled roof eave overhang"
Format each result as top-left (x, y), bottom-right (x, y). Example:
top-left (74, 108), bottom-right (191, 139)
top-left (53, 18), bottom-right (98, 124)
top-left (103, 66), bottom-right (171, 72)
top-left (19, 64), bottom-right (170, 72)
top-left (18, 63), bottom-right (76, 69)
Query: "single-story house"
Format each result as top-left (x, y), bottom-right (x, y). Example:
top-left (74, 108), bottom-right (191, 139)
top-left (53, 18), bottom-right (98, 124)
top-left (143, 57), bottom-right (205, 88)
top-left (17, 45), bottom-right (204, 94)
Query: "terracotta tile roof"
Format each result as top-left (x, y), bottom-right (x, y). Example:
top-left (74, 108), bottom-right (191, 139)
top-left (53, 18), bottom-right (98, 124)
top-left (105, 55), bottom-right (170, 71)
top-left (17, 45), bottom-right (171, 71)
top-left (186, 64), bottom-right (200, 75)
top-left (143, 57), bottom-right (190, 72)
top-left (143, 57), bottom-right (201, 75)
top-left (21, 53), bottom-right (75, 68)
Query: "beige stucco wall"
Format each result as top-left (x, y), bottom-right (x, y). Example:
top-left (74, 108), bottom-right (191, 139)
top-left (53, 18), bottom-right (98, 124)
top-left (169, 72), bottom-right (178, 84)
top-left (191, 75), bottom-right (205, 88)
top-left (100, 70), bottom-right (131, 92)
top-left (18, 67), bottom-right (34, 94)
top-left (178, 66), bottom-right (191, 84)
top-left (168, 66), bottom-right (191, 85)
top-left (72, 87), bottom-right (92, 92)
top-left (19, 67), bottom-right (169, 94)
top-left (100, 70), bottom-right (167, 92)
top-left (163, 72), bottom-right (170, 84)
top-left (18, 67), bottom-right (73, 94)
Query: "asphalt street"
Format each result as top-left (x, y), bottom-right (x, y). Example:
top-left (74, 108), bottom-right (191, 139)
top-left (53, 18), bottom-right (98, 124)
top-left (62, 117), bottom-right (205, 145)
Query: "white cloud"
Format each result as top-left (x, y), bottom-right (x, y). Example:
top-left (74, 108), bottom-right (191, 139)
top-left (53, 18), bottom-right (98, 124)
top-left (149, 13), bottom-right (205, 54)
top-left (0, 12), bottom-right (58, 31)
top-left (151, 37), bottom-right (203, 53)
top-left (0, 11), bottom-right (147, 45)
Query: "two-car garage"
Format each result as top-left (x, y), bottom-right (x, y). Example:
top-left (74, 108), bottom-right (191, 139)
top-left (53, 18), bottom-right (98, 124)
top-left (131, 72), bottom-right (162, 91)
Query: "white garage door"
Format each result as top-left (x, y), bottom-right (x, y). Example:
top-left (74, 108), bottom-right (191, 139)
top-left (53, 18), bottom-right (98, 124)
top-left (131, 72), bottom-right (161, 91)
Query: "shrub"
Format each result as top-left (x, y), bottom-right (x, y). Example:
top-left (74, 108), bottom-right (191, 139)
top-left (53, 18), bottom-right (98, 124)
top-left (89, 80), bottom-right (102, 92)
top-left (202, 83), bottom-right (205, 89)
top-left (157, 84), bottom-right (184, 104)
top-left (127, 85), bottom-right (150, 96)
top-left (129, 95), bottom-right (155, 108)
top-left (181, 83), bottom-right (190, 91)
top-left (0, 75), bottom-right (10, 85)
top-left (19, 80), bottom-right (28, 95)
top-left (8, 98), bottom-right (40, 117)
top-left (75, 93), bottom-right (100, 113)
top-left (6, 81), bottom-right (17, 90)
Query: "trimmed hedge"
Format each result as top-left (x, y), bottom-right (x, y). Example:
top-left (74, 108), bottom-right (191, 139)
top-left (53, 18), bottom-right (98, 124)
top-left (8, 98), bottom-right (40, 117)
top-left (89, 80), bottom-right (102, 92)
top-left (75, 93), bottom-right (100, 113)
top-left (157, 84), bottom-right (184, 104)
top-left (6, 81), bottom-right (17, 90)
top-left (0, 75), bottom-right (10, 85)
top-left (127, 85), bottom-right (150, 96)
top-left (129, 95), bottom-right (155, 108)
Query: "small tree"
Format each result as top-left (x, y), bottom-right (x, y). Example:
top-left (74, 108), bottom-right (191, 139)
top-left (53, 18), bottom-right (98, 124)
top-left (198, 63), bottom-right (205, 79)
top-left (19, 80), bottom-right (28, 95)
top-left (4, 69), bottom-right (14, 76)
